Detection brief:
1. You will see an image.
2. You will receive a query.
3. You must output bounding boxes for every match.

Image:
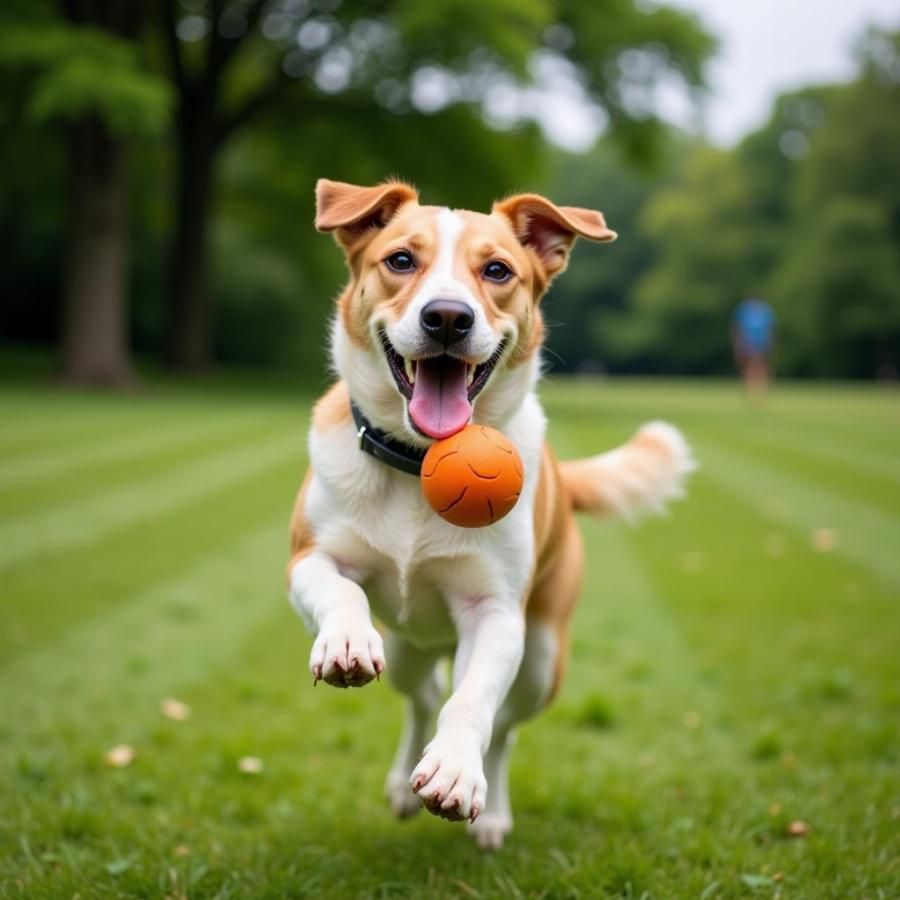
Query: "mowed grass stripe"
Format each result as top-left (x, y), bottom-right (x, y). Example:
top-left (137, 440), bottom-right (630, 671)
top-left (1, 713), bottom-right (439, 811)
top-left (705, 425), bottom-right (900, 516)
top-left (0, 395), bottom-right (214, 458)
top-left (0, 418), bottom-right (296, 520)
top-left (697, 438), bottom-right (900, 588)
top-left (560, 520), bottom-right (726, 751)
top-left (0, 428), bottom-right (304, 570)
top-left (0, 452), bottom-right (304, 661)
top-left (0, 517), bottom-right (289, 749)
top-left (2, 377), bottom-right (898, 899)
top-left (545, 424), bottom-right (727, 753)
top-left (623, 469), bottom-right (899, 744)
top-left (730, 415), bottom-right (900, 484)
top-left (0, 385), bottom-right (305, 462)
top-left (0, 487), bottom-right (736, 899)
top-left (0, 408), bottom-right (285, 492)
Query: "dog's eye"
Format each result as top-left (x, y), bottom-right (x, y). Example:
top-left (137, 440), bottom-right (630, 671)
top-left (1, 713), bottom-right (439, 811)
top-left (483, 260), bottom-right (513, 283)
top-left (385, 251), bottom-right (416, 273)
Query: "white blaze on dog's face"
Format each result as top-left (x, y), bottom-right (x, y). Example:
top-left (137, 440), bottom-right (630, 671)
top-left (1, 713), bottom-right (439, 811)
top-left (315, 179), bottom-right (616, 444)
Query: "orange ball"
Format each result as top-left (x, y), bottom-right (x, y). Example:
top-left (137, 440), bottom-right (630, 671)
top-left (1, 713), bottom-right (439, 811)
top-left (420, 425), bottom-right (524, 528)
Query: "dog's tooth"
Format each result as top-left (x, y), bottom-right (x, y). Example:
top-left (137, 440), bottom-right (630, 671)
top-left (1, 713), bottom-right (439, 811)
top-left (467, 364), bottom-right (475, 387)
top-left (404, 358), bottom-right (415, 384)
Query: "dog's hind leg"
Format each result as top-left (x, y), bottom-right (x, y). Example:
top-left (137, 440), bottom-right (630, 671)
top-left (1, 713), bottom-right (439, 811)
top-left (468, 618), bottom-right (558, 849)
top-left (468, 727), bottom-right (515, 849)
top-left (384, 630), bottom-right (446, 818)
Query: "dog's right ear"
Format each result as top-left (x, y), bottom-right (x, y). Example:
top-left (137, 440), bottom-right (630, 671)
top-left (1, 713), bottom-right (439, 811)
top-left (315, 179), bottom-right (418, 251)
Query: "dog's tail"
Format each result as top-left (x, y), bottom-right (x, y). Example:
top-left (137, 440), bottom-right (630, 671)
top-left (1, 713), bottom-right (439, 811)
top-left (559, 422), bottom-right (696, 521)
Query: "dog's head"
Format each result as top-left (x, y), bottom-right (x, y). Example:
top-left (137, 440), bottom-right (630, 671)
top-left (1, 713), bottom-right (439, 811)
top-left (316, 179), bottom-right (616, 445)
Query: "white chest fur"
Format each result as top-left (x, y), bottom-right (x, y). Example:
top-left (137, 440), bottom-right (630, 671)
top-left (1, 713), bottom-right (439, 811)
top-left (305, 393), bottom-right (546, 647)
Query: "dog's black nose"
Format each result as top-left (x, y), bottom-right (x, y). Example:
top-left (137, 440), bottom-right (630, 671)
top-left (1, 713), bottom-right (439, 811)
top-left (420, 299), bottom-right (475, 348)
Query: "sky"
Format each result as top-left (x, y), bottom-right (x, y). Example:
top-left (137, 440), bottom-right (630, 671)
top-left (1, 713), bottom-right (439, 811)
top-left (672, 0), bottom-right (900, 144)
top-left (533, 0), bottom-right (900, 150)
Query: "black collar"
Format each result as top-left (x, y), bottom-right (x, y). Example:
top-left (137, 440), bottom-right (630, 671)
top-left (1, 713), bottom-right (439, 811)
top-left (350, 401), bottom-right (426, 477)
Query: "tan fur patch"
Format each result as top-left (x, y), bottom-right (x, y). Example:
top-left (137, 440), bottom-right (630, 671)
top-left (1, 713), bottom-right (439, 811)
top-left (286, 468), bottom-right (314, 583)
top-left (312, 380), bottom-right (352, 431)
top-left (525, 444), bottom-right (585, 702)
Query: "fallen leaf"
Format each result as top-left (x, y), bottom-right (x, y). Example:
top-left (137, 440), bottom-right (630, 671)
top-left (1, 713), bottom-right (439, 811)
top-left (160, 698), bottom-right (192, 722)
top-left (105, 857), bottom-right (134, 876)
top-left (811, 528), bottom-right (838, 553)
top-left (104, 744), bottom-right (136, 768)
top-left (788, 819), bottom-right (811, 837)
top-left (238, 755), bottom-right (264, 775)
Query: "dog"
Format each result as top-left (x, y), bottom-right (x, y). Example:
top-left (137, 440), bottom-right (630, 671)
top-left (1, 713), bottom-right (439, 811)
top-left (287, 179), bottom-right (694, 849)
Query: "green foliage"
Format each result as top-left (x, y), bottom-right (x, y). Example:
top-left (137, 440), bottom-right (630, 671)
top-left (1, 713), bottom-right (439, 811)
top-left (564, 28), bottom-right (900, 378)
top-left (1, 0), bottom-right (717, 372)
top-left (559, 0), bottom-right (717, 164)
top-left (3, 2), bottom-right (895, 380)
top-left (393, 0), bottom-right (552, 73)
top-left (773, 197), bottom-right (900, 376)
top-left (0, 23), bottom-right (171, 136)
top-left (540, 142), bottom-right (681, 373)
top-left (769, 36), bottom-right (900, 376)
top-left (628, 146), bottom-right (771, 373)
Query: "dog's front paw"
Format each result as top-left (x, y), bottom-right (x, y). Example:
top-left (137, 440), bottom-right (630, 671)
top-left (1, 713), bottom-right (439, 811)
top-left (310, 613), bottom-right (385, 688)
top-left (410, 732), bottom-right (486, 822)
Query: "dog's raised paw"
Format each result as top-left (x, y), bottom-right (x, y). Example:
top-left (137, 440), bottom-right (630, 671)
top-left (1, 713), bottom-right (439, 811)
top-left (309, 616), bottom-right (385, 688)
top-left (409, 734), bottom-right (486, 823)
top-left (468, 812), bottom-right (512, 850)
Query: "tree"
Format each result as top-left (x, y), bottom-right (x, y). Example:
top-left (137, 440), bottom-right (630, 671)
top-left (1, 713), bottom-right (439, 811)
top-left (157, 0), bottom-right (715, 370)
top-left (539, 140), bottom-right (685, 373)
top-left (771, 28), bottom-right (900, 377)
top-left (622, 28), bottom-right (900, 378)
top-left (774, 198), bottom-right (900, 376)
top-left (623, 146), bottom-right (769, 374)
top-left (0, 2), bottom-right (170, 384)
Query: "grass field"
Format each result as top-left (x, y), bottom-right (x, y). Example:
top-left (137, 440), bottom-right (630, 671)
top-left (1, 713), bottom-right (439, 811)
top-left (1, 373), bottom-right (898, 899)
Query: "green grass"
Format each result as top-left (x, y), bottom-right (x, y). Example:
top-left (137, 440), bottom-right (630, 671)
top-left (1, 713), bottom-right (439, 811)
top-left (1, 374), bottom-right (898, 899)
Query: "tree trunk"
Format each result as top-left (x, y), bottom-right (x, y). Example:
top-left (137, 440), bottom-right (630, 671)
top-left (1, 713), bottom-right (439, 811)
top-left (164, 96), bottom-right (217, 372)
top-left (58, 0), bottom-right (141, 386)
top-left (61, 116), bottom-right (133, 385)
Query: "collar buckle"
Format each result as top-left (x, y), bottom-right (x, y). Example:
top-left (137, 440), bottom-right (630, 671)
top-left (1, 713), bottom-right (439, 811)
top-left (349, 400), bottom-right (426, 477)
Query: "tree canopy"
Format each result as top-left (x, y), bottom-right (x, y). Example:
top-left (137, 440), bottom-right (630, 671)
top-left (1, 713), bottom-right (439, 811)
top-left (544, 27), bottom-right (900, 379)
top-left (1, 4), bottom-right (896, 381)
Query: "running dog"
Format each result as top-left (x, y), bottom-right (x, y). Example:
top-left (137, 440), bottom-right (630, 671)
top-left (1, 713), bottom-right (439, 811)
top-left (287, 179), bottom-right (693, 849)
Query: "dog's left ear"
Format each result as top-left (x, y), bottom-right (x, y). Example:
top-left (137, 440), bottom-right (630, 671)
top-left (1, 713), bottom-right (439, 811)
top-left (315, 179), bottom-right (419, 251)
top-left (493, 193), bottom-right (616, 280)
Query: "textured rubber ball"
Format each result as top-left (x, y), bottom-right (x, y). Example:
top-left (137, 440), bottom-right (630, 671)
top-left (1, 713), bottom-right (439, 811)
top-left (420, 424), bottom-right (524, 528)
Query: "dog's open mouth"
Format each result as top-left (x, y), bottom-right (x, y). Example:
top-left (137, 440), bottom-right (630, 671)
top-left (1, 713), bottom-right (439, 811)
top-left (380, 333), bottom-right (507, 440)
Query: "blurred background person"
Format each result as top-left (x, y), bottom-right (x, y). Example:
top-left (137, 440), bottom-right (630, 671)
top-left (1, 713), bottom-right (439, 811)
top-left (731, 294), bottom-right (776, 397)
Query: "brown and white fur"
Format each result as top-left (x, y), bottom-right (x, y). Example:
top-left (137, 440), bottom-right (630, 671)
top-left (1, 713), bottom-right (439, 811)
top-left (287, 179), bottom-right (694, 849)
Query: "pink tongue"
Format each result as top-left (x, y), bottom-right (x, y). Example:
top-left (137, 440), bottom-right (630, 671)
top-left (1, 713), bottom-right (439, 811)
top-left (408, 356), bottom-right (472, 439)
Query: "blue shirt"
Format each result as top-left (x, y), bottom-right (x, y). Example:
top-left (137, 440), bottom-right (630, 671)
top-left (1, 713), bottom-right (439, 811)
top-left (733, 299), bottom-right (775, 353)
